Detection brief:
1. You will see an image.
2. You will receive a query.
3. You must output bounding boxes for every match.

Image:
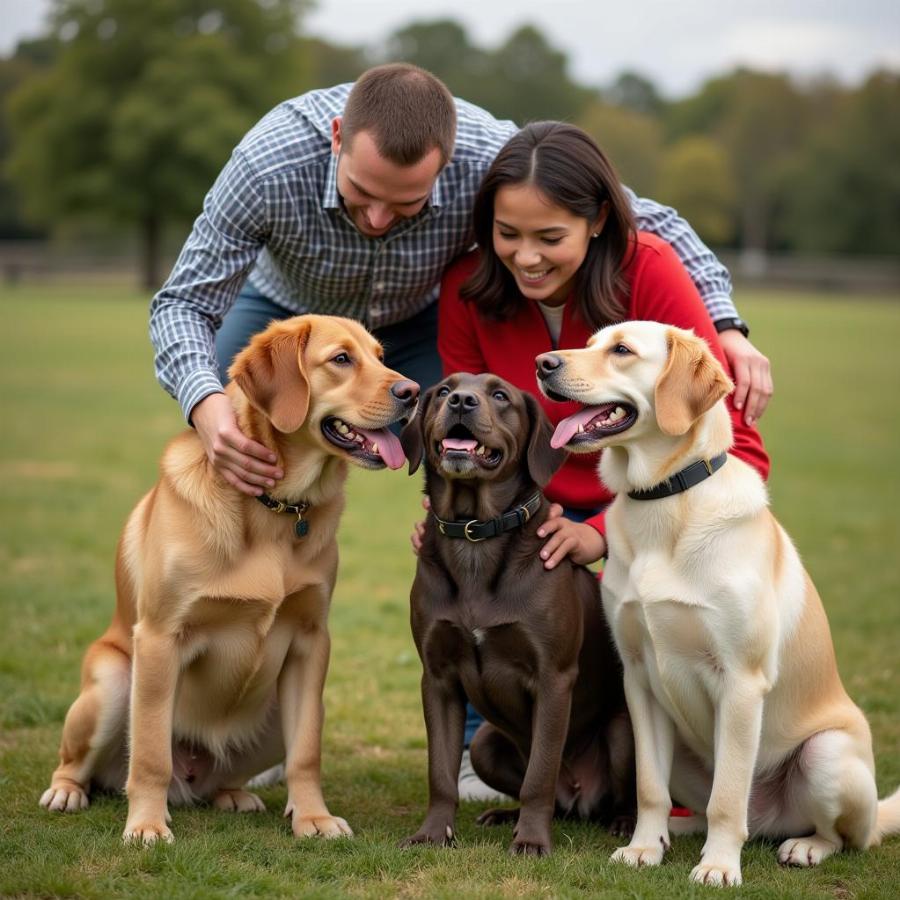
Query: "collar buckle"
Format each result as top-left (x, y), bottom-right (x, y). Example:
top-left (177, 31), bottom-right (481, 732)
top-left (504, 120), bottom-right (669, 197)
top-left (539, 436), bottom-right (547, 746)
top-left (463, 520), bottom-right (486, 543)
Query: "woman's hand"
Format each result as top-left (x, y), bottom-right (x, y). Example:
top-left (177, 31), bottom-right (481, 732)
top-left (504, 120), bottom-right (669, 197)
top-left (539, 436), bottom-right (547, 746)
top-left (410, 495), bottom-right (430, 555)
top-left (537, 504), bottom-right (607, 569)
top-left (717, 329), bottom-right (774, 427)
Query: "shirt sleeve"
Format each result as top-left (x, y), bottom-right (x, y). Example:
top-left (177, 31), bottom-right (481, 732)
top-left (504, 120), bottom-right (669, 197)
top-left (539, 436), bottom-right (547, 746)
top-left (630, 240), bottom-right (770, 480)
top-left (625, 186), bottom-right (740, 325)
top-left (149, 148), bottom-right (269, 421)
top-left (437, 258), bottom-right (489, 377)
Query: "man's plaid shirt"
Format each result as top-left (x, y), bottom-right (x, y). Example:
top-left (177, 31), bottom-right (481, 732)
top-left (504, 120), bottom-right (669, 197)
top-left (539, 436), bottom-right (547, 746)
top-left (150, 83), bottom-right (738, 420)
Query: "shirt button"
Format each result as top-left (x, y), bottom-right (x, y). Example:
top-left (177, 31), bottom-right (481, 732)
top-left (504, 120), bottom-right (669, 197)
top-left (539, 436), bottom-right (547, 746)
top-left (374, 281), bottom-right (386, 291)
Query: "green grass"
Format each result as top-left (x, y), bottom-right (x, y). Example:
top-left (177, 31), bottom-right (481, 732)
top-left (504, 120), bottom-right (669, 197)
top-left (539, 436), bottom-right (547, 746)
top-left (1, 280), bottom-right (898, 898)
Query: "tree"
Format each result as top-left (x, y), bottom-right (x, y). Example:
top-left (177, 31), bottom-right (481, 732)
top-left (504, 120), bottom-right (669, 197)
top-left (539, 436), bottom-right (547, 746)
top-left (665, 69), bottom-right (809, 255)
top-left (778, 71), bottom-right (900, 255)
top-left (604, 71), bottom-right (663, 117)
top-left (479, 25), bottom-right (593, 124)
top-left (657, 136), bottom-right (737, 246)
top-left (6, 0), bottom-right (312, 288)
top-left (577, 101), bottom-right (663, 197)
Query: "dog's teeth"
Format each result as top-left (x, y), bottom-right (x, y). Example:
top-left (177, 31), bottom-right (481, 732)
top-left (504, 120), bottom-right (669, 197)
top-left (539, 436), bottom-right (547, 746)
top-left (337, 423), bottom-right (350, 434)
top-left (476, 445), bottom-right (485, 455)
top-left (371, 442), bottom-right (378, 453)
top-left (615, 406), bottom-right (625, 417)
top-left (577, 424), bottom-right (585, 433)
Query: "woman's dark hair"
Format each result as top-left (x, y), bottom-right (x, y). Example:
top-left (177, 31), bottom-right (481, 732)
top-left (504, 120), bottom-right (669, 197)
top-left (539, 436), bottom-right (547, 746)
top-left (461, 121), bottom-right (636, 329)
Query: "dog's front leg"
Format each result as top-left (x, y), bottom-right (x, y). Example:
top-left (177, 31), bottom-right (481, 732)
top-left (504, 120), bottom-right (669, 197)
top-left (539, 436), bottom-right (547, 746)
top-left (399, 672), bottom-right (466, 848)
top-left (611, 662), bottom-right (675, 868)
top-left (123, 622), bottom-right (179, 845)
top-left (279, 621), bottom-right (352, 839)
top-left (511, 671), bottom-right (575, 856)
top-left (690, 674), bottom-right (766, 888)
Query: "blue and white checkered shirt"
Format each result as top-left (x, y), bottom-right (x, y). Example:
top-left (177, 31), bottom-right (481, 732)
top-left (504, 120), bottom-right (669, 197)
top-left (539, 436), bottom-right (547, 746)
top-left (150, 83), bottom-right (738, 420)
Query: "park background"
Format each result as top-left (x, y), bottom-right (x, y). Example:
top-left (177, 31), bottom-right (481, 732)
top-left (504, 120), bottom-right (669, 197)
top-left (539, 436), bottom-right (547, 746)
top-left (1, 1), bottom-right (898, 897)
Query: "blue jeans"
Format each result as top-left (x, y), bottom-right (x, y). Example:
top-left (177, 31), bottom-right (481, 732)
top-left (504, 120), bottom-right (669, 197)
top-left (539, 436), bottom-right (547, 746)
top-left (463, 504), bottom-right (603, 746)
top-left (215, 283), bottom-right (443, 390)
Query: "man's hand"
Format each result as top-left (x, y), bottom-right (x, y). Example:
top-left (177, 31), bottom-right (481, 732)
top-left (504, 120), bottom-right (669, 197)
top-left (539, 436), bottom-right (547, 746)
top-left (537, 504), bottom-right (606, 569)
top-left (717, 329), bottom-right (773, 427)
top-left (190, 392), bottom-right (283, 496)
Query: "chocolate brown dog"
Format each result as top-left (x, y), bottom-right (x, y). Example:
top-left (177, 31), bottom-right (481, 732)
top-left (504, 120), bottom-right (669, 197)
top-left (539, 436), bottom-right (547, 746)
top-left (399, 373), bottom-right (634, 856)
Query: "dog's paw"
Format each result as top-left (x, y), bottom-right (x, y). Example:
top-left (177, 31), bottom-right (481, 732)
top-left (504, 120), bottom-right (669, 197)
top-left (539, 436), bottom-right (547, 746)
top-left (777, 834), bottom-right (839, 867)
top-left (509, 835), bottom-right (551, 857)
top-left (399, 824), bottom-right (455, 848)
top-left (122, 821), bottom-right (174, 846)
top-left (476, 807), bottom-right (519, 827)
top-left (609, 814), bottom-right (636, 839)
top-left (40, 783), bottom-right (89, 813)
top-left (290, 813), bottom-right (353, 839)
top-left (690, 857), bottom-right (742, 887)
top-left (214, 788), bottom-right (265, 813)
top-left (611, 841), bottom-right (665, 867)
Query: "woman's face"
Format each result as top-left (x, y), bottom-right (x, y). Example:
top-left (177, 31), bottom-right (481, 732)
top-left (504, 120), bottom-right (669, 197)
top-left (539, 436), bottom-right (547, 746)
top-left (492, 183), bottom-right (604, 306)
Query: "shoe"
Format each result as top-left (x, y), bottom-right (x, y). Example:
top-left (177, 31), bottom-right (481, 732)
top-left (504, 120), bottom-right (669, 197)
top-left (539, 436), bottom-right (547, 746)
top-left (457, 749), bottom-right (511, 802)
top-left (245, 763), bottom-right (285, 788)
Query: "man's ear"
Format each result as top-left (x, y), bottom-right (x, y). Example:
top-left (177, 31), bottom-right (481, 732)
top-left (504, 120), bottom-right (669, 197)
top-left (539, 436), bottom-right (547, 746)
top-left (331, 117), bottom-right (342, 156)
top-left (654, 328), bottom-right (733, 436)
top-left (523, 392), bottom-right (565, 487)
top-left (230, 320), bottom-right (311, 434)
top-left (399, 384), bottom-right (437, 476)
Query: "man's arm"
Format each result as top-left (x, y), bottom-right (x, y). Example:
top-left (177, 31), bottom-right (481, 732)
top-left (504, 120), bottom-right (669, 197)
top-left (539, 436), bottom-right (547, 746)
top-left (150, 148), bottom-right (283, 494)
top-left (627, 187), bottom-right (773, 423)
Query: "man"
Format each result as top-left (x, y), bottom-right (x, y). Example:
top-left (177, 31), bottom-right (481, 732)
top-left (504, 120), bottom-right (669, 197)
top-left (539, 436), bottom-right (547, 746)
top-left (151, 63), bottom-right (772, 500)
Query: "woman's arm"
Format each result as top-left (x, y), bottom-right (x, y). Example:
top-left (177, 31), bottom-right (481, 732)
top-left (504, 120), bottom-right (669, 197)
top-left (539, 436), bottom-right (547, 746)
top-left (437, 255), bottom-right (489, 377)
top-left (629, 237), bottom-right (771, 481)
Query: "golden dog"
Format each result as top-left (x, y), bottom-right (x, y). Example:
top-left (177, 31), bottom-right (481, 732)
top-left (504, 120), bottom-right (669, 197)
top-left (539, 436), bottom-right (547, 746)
top-left (40, 315), bottom-right (418, 844)
top-left (536, 321), bottom-right (899, 886)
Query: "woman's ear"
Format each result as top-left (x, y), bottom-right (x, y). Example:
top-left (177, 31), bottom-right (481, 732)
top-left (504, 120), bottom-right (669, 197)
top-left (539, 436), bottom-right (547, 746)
top-left (590, 201), bottom-right (610, 238)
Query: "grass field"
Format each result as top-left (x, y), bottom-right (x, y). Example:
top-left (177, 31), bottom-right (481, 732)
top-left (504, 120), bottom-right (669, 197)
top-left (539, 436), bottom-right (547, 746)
top-left (1, 280), bottom-right (898, 898)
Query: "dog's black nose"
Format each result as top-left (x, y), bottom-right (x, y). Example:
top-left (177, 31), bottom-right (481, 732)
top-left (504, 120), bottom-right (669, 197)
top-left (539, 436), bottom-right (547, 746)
top-left (448, 390), bottom-right (480, 411)
top-left (390, 379), bottom-right (420, 407)
top-left (536, 353), bottom-right (563, 379)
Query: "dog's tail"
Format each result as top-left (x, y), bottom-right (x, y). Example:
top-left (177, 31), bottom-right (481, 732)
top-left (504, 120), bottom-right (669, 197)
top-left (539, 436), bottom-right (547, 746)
top-left (875, 787), bottom-right (900, 842)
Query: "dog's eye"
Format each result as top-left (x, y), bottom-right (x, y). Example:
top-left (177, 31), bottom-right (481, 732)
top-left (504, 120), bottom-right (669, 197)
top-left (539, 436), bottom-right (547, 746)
top-left (492, 390), bottom-right (509, 402)
top-left (612, 343), bottom-right (632, 355)
top-left (331, 352), bottom-right (352, 366)
top-left (437, 386), bottom-right (451, 398)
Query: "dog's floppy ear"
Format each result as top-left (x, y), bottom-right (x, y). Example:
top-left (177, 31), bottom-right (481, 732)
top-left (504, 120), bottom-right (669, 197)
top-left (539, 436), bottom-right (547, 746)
top-left (230, 320), bottom-right (311, 434)
top-left (399, 384), bottom-right (437, 475)
top-left (654, 328), bottom-right (733, 436)
top-left (523, 392), bottom-right (565, 487)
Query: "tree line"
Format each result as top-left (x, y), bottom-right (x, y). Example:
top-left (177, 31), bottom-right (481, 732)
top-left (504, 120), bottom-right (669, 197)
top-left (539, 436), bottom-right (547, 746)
top-left (1, 1), bottom-right (897, 287)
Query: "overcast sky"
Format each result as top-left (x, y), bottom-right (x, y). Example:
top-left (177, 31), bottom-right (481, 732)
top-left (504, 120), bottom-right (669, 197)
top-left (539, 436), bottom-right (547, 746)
top-left (2, 0), bottom-right (898, 97)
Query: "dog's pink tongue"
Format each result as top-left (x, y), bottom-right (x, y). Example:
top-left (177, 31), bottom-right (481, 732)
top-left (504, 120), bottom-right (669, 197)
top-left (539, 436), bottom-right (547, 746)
top-left (441, 438), bottom-right (478, 451)
top-left (356, 427), bottom-right (406, 470)
top-left (551, 407), bottom-right (604, 449)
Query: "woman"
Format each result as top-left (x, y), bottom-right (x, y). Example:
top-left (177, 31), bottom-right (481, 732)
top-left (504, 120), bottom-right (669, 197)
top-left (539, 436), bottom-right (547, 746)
top-left (437, 121), bottom-right (769, 568)
top-left (428, 122), bottom-right (770, 800)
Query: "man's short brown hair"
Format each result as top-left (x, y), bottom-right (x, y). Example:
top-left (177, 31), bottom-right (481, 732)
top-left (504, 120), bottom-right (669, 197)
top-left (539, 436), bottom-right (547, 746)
top-left (341, 63), bottom-right (457, 167)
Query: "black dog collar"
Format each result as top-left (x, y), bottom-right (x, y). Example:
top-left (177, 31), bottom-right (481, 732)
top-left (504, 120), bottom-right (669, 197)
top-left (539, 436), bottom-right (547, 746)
top-left (627, 452), bottom-right (728, 501)
top-left (256, 492), bottom-right (311, 538)
top-left (432, 491), bottom-right (543, 542)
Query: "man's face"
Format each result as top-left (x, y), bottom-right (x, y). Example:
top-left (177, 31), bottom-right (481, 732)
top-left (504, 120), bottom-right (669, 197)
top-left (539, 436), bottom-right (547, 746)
top-left (331, 118), bottom-right (443, 237)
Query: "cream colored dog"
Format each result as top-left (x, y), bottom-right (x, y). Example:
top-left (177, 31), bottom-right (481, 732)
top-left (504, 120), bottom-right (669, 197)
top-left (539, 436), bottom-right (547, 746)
top-left (39, 315), bottom-right (418, 844)
top-left (536, 321), bottom-right (900, 886)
